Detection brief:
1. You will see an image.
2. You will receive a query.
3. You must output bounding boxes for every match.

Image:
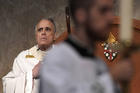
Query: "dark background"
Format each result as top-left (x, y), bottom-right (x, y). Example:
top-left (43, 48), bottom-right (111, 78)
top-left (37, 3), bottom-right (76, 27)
top-left (0, 0), bottom-right (139, 92)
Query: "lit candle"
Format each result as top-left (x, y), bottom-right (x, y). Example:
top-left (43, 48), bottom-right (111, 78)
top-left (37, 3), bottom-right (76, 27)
top-left (120, 1), bottom-right (133, 93)
top-left (120, 0), bottom-right (133, 44)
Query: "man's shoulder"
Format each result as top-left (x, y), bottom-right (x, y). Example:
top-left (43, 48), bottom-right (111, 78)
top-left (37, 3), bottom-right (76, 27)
top-left (16, 45), bottom-right (37, 58)
top-left (51, 43), bottom-right (68, 52)
top-left (49, 42), bottom-right (78, 57)
top-left (16, 49), bottom-right (29, 59)
top-left (42, 43), bottom-right (81, 73)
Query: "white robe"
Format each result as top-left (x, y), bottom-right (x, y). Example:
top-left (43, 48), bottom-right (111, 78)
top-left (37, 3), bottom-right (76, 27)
top-left (2, 45), bottom-right (47, 93)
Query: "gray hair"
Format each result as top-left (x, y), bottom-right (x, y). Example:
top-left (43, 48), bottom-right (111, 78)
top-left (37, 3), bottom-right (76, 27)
top-left (35, 18), bottom-right (56, 32)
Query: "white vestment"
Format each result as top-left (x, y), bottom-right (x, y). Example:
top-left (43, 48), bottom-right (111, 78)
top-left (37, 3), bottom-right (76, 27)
top-left (2, 45), bottom-right (47, 93)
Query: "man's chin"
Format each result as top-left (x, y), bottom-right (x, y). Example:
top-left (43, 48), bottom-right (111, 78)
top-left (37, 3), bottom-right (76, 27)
top-left (87, 27), bottom-right (110, 42)
top-left (99, 29), bottom-right (110, 41)
top-left (95, 33), bottom-right (109, 42)
top-left (39, 42), bottom-right (53, 47)
top-left (101, 34), bottom-right (109, 41)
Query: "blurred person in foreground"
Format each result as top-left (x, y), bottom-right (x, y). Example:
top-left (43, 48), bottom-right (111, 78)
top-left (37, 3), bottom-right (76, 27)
top-left (2, 18), bottom-right (56, 93)
top-left (40, 0), bottom-right (133, 93)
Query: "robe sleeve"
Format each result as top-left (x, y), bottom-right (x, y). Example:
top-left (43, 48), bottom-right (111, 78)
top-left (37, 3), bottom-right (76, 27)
top-left (2, 52), bottom-right (33, 93)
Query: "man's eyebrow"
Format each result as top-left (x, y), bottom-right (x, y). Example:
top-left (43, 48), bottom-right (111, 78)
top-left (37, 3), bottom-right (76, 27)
top-left (37, 26), bottom-right (52, 30)
top-left (46, 26), bottom-right (52, 29)
top-left (38, 27), bottom-right (43, 29)
top-left (37, 27), bottom-right (43, 30)
top-left (38, 26), bottom-right (51, 28)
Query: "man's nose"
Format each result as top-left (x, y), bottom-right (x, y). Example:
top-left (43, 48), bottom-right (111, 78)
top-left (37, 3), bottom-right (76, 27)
top-left (41, 29), bottom-right (46, 35)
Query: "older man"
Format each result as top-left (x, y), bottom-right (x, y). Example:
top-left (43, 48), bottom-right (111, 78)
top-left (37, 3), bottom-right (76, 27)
top-left (2, 18), bottom-right (56, 93)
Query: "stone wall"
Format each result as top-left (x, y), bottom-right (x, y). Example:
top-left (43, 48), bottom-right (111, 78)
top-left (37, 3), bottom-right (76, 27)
top-left (0, 0), bottom-right (139, 92)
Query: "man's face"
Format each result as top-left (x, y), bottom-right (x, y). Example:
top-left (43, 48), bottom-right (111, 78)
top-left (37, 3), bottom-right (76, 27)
top-left (36, 19), bottom-right (55, 48)
top-left (86, 0), bottom-right (113, 41)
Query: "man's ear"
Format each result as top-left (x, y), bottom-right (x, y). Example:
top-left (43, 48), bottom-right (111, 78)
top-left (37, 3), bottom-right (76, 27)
top-left (75, 8), bottom-right (87, 25)
top-left (53, 33), bottom-right (57, 42)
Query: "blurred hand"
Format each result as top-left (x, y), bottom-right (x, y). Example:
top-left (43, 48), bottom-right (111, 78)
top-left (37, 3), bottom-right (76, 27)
top-left (110, 59), bottom-right (134, 82)
top-left (32, 62), bottom-right (41, 78)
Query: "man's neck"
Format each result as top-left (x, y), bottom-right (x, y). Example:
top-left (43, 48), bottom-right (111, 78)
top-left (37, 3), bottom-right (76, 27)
top-left (38, 45), bottom-right (52, 51)
top-left (72, 27), bottom-right (95, 50)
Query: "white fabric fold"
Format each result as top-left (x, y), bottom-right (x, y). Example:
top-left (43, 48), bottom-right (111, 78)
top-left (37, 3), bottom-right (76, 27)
top-left (25, 70), bottom-right (33, 93)
top-left (2, 45), bottom-right (47, 93)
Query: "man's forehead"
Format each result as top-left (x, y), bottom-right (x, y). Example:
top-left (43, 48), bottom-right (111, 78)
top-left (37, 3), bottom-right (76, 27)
top-left (96, 0), bottom-right (113, 6)
top-left (37, 19), bottom-right (53, 28)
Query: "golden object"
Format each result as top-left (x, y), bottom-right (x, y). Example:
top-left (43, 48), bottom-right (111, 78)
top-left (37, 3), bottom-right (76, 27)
top-left (101, 32), bottom-right (117, 47)
top-left (107, 32), bottom-right (116, 44)
top-left (101, 33), bottom-right (120, 61)
top-left (25, 55), bottom-right (35, 58)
